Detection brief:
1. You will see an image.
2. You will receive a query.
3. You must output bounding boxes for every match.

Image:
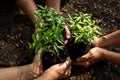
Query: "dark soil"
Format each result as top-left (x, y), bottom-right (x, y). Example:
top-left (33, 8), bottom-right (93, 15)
top-left (42, 49), bottom-right (68, 70)
top-left (0, 0), bottom-right (120, 80)
top-left (67, 39), bottom-right (92, 61)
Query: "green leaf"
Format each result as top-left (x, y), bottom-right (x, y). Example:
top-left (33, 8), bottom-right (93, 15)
top-left (68, 12), bottom-right (102, 45)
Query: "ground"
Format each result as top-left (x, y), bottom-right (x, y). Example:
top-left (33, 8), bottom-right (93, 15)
top-left (0, 0), bottom-right (120, 80)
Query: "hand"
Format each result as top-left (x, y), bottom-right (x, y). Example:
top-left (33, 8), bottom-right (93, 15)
top-left (92, 34), bottom-right (118, 48)
top-left (31, 48), bottom-right (43, 78)
top-left (92, 37), bottom-right (106, 47)
top-left (38, 57), bottom-right (72, 80)
top-left (63, 26), bottom-right (71, 45)
top-left (74, 47), bottom-right (105, 68)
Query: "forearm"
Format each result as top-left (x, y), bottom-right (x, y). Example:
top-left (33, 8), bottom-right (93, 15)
top-left (0, 64), bottom-right (34, 80)
top-left (95, 30), bottom-right (120, 48)
top-left (46, 0), bottom-right (61, 12)
top-left (103, 49), bottom-right (120, 65)
top-left (16, 0), bottom-right (38, 24)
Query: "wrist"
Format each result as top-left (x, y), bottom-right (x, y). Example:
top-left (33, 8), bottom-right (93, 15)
top-left (17, 64), bottom-right (35, 80)
top-left (101, 48), bottom-right (110, 61)
top-left (93, 36), bottom-right (109, 48)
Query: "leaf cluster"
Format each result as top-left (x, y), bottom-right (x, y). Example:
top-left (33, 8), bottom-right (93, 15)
top-left (29, 5), bottom-right (66, 55)
top-left (68, 12), bottom-right (102, 45)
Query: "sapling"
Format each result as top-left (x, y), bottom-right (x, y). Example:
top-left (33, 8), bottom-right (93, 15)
top-left (29, 5), bottom-right (67, 69)
top-left (67, 12), bottom-right (102, 60)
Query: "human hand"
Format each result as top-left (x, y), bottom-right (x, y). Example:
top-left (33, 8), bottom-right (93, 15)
top-left (63, 26), bottom-right (71, 45)
top-left (92, 35), bottom-right (113, 48)
top-left (92, 37), bottom-right (105, 47)
top-left (74, 47), bottom-right (105, 68)
top-left (39, 57), bottom-right (71, 80)
top-left (31, 48), bottom-right (43, 78)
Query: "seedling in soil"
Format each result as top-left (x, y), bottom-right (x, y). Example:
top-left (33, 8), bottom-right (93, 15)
top-left (29, 5), bottom-right (68, 69)
top-left (67, 12), bottom-right (102, 61)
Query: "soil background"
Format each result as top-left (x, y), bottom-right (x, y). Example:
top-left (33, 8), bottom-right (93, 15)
top-left (0, 0), bottom-right (120, 80)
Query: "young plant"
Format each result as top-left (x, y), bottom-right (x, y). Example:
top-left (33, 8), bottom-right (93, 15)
top-left (67, 12), bottom-right (102, 60)
top-left (68, 12), bottom-right (102, 45)
top-left (29, 6), bottom-right (67, 65)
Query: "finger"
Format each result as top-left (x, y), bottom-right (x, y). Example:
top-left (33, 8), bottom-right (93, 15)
top-left (62, 66), bottom-right (71, 78)
top-left (33, 48), bottom-right (43, 74)
top-left (59, 57), bottom-right (72, 71)
top-left (65, 57), bottom-right (72, 68)
top-left (86, 55), bottom-right (103, 66)
top-left (76, 52), bottom-right (93, 62)
top-left (40, 19), bottom-right (44, 27)
top-left (33, 48), bottom-right (43, 62)
top-left (32, 62), bottom-right (43, 76)
top-left (64, 40), bottom-right (68, 45)
top-left (37, 48), bottom-right (43, 60)
top-left (74, 60), bottom-right (90, 68)
top-left (62, 26), bottom-right (71, 45)
top-left (59, 59), bottom-right (71, 79)
top-left (62, 59), bottom-right (71, 69)
top-left (65, 26), bottom-right (70, 39)
top-left (82, 61), bottom-right (91, 68)
top-left (83, 58), bottom-right (97, 67)
top-left (75, 58), bottom-right (96, 68)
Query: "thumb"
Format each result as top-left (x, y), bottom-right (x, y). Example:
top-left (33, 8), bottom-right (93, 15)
top-left (33, 48), bottom-right (43, 62)
top-left (65, 26), bottom-right (70, 39)
top-left (63, 26), bottom-right (71, 45)
top-left (59, 57), bottom-right (71, 71)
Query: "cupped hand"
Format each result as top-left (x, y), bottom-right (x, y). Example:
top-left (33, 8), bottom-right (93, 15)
top-left (74, 47), bottom-right (105, 68)
top-left (43, 57), bottom-right (72, 80)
